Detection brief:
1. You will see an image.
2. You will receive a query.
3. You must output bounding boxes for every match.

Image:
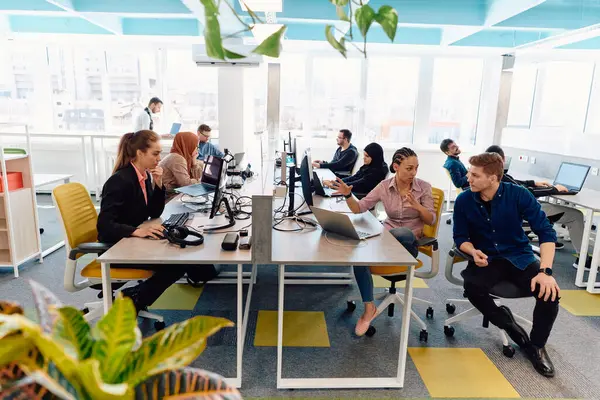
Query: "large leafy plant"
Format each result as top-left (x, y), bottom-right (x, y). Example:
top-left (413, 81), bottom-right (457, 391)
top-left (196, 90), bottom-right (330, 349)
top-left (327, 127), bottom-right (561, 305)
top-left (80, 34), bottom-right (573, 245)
top-left (202, 0), bottom-right (399, 60)
top-left (0, 281), bottom-right (240, 400)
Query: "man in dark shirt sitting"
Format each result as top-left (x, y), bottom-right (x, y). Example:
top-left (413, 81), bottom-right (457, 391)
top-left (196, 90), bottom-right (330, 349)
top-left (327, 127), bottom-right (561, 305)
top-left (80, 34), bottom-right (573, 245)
top-left (453, 152), bottom-right (560, 378)
top-left (441, 138), bottom-right (469, 190)
top-left (312, 129), bottom-right (359, 177)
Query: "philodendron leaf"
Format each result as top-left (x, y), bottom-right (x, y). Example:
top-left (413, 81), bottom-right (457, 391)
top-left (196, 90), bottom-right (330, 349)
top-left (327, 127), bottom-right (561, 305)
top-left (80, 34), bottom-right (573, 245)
top-left (325, 25), bottom-right (347, 58)
top-left (224, 48), bottom-right (246, 59)
top-left (92, 294), bottom-right (137, 384)
top-left (29, 280), bottom-right (63, 334)
top-left (79, 359), bottom-right (131, 400)
top-left (355, 4), bottom-right (376, 38)
top-left (329, 0), bottom-right (349, 5)
top-left (200, 0), bottom-right (225, 61)
top-left (253, 26), bottom-right (287, 58)
top-left (375, 5), bottom-right (398, 42)
top-left (137, 368), bottom-right (241, 399)
top-left (118, 316), bottom-right (233, 387)
top-left (55, 306), bottom-right (94, 361)
top-left (336, 5), bottom-right (350, 22)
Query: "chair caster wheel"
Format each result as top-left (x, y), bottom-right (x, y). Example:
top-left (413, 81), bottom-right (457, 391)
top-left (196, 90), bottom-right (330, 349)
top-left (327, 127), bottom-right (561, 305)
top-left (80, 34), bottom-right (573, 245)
top-left (154, 321), bottom-right (166, 331)
top-left (40, 228), bottom-right (45, 234)
top-left (446, 303), bottom-right (456, 314)
top-left (426, 307), bottom-right (434, 319)
top-left (82, 307), bottom-right (89, 315)
top-left (446, 219), bottom-right (452, 225)
top-left (346, 301), bottom-right (356, 312)
top-left (503, 345), bottom-right (515, 358)
top-left (365, 326), bottom-right (376, 337)
top-left (444, 325), bottom-right (455, 337)
top-left (419, 329), bottom-right (428, 342)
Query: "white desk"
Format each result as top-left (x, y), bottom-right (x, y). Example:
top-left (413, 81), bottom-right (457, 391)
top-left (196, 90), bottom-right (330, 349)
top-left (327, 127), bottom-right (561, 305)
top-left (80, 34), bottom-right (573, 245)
top-left (271, 196), bottom-right (419, 389)
top-left (514, 172), bottom-right (600, 293)
top-left (34, 173), bottom-right (73, 257)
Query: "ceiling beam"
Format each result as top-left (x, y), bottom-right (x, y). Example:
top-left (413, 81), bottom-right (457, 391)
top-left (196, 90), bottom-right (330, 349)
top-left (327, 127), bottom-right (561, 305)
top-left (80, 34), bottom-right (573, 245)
top-left (514, 22), bottom-right (600, 53)
top-left (45, 0), bottom-right (123, 34)
top-left (441, 0), bottom-right (547, 45)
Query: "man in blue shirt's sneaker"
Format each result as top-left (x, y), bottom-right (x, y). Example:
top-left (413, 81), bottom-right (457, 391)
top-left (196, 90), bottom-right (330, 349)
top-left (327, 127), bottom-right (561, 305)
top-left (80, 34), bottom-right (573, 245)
top-left (453, 152), bottom-right (559, 378)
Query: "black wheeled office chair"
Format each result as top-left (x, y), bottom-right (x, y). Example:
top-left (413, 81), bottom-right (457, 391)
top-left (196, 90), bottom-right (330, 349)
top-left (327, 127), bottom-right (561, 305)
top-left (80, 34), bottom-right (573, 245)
top-left (443, 247), bottom-right (535, 357)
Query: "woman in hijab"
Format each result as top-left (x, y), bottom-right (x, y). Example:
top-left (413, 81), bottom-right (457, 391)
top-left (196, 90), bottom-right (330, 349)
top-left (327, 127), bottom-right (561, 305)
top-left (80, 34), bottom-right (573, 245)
top-left (159, 131), bottom-right (204, 199)
top-left (324, 142), bottom-right (388, 196)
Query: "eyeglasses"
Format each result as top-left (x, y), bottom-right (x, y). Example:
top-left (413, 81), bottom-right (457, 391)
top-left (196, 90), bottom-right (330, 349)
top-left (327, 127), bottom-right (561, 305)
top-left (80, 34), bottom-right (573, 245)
top-left (199, 131), bottom-right (211, 138)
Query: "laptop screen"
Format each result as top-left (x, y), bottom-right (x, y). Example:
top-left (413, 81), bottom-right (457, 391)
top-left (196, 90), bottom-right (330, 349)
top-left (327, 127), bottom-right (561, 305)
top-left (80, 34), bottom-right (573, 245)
top-left (201, 155), bottom-right (224, 187)
top-left (553, 162), bottom-right (590, 192)
top-left (504, 156), bottom-right (512, 172)
top-left (170, 123), bottom-right (181, 135)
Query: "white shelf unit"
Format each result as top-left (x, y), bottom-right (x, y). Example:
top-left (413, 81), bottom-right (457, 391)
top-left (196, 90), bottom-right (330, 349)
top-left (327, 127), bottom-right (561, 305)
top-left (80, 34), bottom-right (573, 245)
top-left (0, 150), bottom-right (42, 277)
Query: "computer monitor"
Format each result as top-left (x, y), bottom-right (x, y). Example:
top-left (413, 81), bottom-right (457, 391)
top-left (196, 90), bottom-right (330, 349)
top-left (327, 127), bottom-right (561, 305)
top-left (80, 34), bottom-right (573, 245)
top-left (553, 162), bottom-right (590, 192)
top-left (204, 155), bottom-right (235, 231)
top-left (170, 122), bottom-right (181, 135)
top-left (305, 147), bottom-right (313, 182)
top-left (299, 154), bottom-right (313, 209)
top-left (201, 155), bottom-right (223, 187)
top-left (504, 156), bottom-right (512, 172)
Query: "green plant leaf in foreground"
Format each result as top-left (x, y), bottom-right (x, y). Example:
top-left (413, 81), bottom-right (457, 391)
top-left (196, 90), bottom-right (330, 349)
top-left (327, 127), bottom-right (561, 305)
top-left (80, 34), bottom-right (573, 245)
top-left (29, 280), bottom-right (63, 334)
top-left (136, 368), bottom-right (241, 399)
top-left (336, 5), bottom-right (350, 22)
top-left (118, 316), bottom-right (233, 387)
top-left (55, 306), bottom-right (94, 361)
top-left (253, 26), bottom-right (287, 58)
top-left (200, 0), bottom-right (225, 60)
top-left (5, 370), bottom-right (78, 400)
top-left (79, 359), bottom-right (130, 400)
top-left (375, 5), bottom-right (398, 42)
top-left (329, 0), bottom-right (349, 5)
top-left (224, 48), bottom-right (246, 59)
top-left (325, 25), bottom-right (347, 58)
top-left (355, 4), bottom-right (376, 38)
top-left (92, 294), bottom-right (138, 384)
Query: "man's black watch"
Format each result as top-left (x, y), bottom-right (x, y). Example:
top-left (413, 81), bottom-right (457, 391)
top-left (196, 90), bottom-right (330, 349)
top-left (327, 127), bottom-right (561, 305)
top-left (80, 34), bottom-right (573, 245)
top-left (538, 267), bottom-right (553, 276)
top-left (344, 193), bottom-right (352, 199)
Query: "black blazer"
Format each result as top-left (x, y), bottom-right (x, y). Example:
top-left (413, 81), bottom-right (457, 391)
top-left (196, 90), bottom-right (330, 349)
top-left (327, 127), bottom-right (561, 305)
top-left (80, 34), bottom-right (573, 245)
top-left (97, 164), bottom-right (166, 244)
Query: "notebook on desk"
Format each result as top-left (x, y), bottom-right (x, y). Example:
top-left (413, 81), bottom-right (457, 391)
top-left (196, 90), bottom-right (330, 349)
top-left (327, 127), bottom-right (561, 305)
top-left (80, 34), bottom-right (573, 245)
top-left (551, 162), bottom-right (590, 195)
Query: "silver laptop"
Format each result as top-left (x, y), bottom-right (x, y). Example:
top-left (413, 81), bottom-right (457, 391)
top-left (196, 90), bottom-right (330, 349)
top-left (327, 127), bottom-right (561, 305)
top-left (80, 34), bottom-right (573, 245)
top-left (552, 162), bottom-right (590, 195)
top-left (310, 206), bottom-right (380, 240)
top-left (170, 122), bottom-right (181, 135)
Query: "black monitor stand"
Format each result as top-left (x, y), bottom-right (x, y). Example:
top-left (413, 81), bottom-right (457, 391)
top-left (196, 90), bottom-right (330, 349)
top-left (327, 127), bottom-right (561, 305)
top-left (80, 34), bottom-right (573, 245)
top-left (287, 165), bottom-right (296, 217)
top-left (204, 197), bottom-right (236, 231)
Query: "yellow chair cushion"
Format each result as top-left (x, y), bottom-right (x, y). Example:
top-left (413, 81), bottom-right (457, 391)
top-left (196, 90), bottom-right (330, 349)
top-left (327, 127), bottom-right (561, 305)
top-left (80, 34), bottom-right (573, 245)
top-left (369, 259), bottom-right (424, 276)
top-left (81, 260), bottom-right (154, 280)
top-left (419, 246), bottom-right (433, 258)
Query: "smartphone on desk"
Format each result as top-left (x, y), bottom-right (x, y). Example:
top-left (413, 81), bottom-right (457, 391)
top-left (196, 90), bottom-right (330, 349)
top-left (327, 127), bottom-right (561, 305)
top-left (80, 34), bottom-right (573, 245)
top-left (239, 235), bottom-right (252, 250)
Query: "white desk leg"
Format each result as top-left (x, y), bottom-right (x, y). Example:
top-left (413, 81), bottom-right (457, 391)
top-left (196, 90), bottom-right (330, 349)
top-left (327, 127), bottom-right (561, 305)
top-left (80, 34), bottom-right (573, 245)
top-left (233, 263), bottom-right (243, 388)
top-left (100, 262), bottom-right (112, 314)
top-left (241, 264), bottom-right (257, 351)
top-left (576, 208), bottom-right (594, 288)
top-left (586, 234), bottom-right (600, 294)
top-left (396, 265), bottom-right (415, 386)
top-left (276, 264), bottom-right (285, 388)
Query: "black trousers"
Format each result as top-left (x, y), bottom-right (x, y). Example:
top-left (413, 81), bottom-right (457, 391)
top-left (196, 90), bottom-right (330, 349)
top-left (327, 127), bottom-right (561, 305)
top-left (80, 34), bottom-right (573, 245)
top-left (461, 258), bottom-right (559, 348)
top-left (113, 264), bottom-right (212, 309)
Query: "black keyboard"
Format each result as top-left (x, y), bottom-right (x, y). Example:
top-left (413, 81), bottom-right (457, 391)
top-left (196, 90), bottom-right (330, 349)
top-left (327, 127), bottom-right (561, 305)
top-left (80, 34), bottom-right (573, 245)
top-left (162, 212), bottom-right (190, 228)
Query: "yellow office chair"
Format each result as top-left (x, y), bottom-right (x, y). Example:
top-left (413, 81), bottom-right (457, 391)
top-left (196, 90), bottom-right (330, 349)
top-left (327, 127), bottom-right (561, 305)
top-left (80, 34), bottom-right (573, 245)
top-left (443, 169), bottom-right (463, 224)
top-left (52, 182), bottom-right (165, 328)
top-left (348, 187), bottom-right (444, 342)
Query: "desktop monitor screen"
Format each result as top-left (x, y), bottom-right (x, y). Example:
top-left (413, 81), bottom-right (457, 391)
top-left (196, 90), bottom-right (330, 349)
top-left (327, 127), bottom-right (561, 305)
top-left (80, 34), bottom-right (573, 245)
top-left (170, 123), bottom-right (181, 135)
top-left (553, 162), bottom-right (590, 192)
top-left (202, 155), bottom-right (224, 187)
top-left (306, 148), bottom-right (313, 181)
top-left (299, 154), bottom-right (313, 207)
top-left (504, 156), bottom-right (512, 172)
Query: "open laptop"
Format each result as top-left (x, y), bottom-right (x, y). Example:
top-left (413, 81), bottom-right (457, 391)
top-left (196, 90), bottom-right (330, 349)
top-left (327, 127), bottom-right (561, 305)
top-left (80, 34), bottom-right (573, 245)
top-left (310, 206), bottom-right (380, 240)
top-left (552, 162), bottom-right (590, 195)
top-left (312, 172), bottom-right (342, 197)
top-left (175, 155), bottom-right (224, 197)
top-left (169, 122), bottom-right (181, 135)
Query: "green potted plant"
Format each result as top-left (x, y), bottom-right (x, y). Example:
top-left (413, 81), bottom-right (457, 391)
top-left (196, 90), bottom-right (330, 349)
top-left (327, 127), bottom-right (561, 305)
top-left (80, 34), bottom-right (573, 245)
top-left (0, 281), bottom-right (241, 400)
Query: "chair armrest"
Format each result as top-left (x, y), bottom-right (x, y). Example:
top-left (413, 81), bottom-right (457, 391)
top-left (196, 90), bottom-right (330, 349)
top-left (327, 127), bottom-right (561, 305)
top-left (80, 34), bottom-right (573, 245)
top-left (416, 237), bottom-right (438, 250)
top-left (69, 242), bottom-right (111, 260)
top-left (444, 246), bottom-right (470, 286)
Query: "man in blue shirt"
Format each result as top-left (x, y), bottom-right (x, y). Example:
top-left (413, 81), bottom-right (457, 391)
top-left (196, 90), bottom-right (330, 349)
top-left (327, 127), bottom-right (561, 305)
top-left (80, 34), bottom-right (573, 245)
top-left (453, 152), bottom-right (560, 378)
top-left (197, 124), bottom-right (224, 161)
top-left (441, 138), bottom-right (469, 190)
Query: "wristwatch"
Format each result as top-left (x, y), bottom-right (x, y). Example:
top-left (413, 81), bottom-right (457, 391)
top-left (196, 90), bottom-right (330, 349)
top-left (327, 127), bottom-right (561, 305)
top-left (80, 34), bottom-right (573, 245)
top-left (538, 267), bottom-right (553, 276)
top-left (344, 193), bottom-right (352, 199)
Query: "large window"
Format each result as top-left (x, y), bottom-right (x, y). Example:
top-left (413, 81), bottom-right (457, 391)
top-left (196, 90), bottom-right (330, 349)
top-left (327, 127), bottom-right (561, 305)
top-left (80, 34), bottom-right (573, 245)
top-left (310, 57), bottom-right (361, 139)
top-left (279, 54), bottom-right (306, 132)
top-left (365, 57), bottom-right (419, 143)
top-left (429, 58), bottom-right (483, 145)
top-left (507, 64), bottom-right (538, 127)
top-left (585, 64), bottom-right (600, 134)
top-left (0, 47), bottom-right (35, 126)
top-left (534, 61), bottom-right (593, 128)
top-left (165, 49), bottom-right (218, 133)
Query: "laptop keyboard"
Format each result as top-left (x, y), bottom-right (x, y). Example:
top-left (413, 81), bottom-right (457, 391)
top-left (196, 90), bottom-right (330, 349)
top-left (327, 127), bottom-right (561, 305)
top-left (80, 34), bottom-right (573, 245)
top-left (356, 230), bottom-right (370, 239)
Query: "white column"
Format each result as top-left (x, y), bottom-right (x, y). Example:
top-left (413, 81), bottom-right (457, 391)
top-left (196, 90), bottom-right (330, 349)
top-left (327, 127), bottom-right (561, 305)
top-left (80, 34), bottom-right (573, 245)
top-left (413, 56), bottom-right (434, 146)
top-left (31, 45), bottom-right (54, 132)
top-left (218, 67), bottom-right (254, 155)
top-left (266, 63), bottom-right (281, 161)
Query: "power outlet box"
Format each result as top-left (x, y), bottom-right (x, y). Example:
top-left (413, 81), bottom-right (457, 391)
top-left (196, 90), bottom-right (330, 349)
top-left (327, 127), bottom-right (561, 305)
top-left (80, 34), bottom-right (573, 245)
top-left (530, 157), bottom-right (536, 164)
top-left (592, 167), bottom-right (599, 176)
